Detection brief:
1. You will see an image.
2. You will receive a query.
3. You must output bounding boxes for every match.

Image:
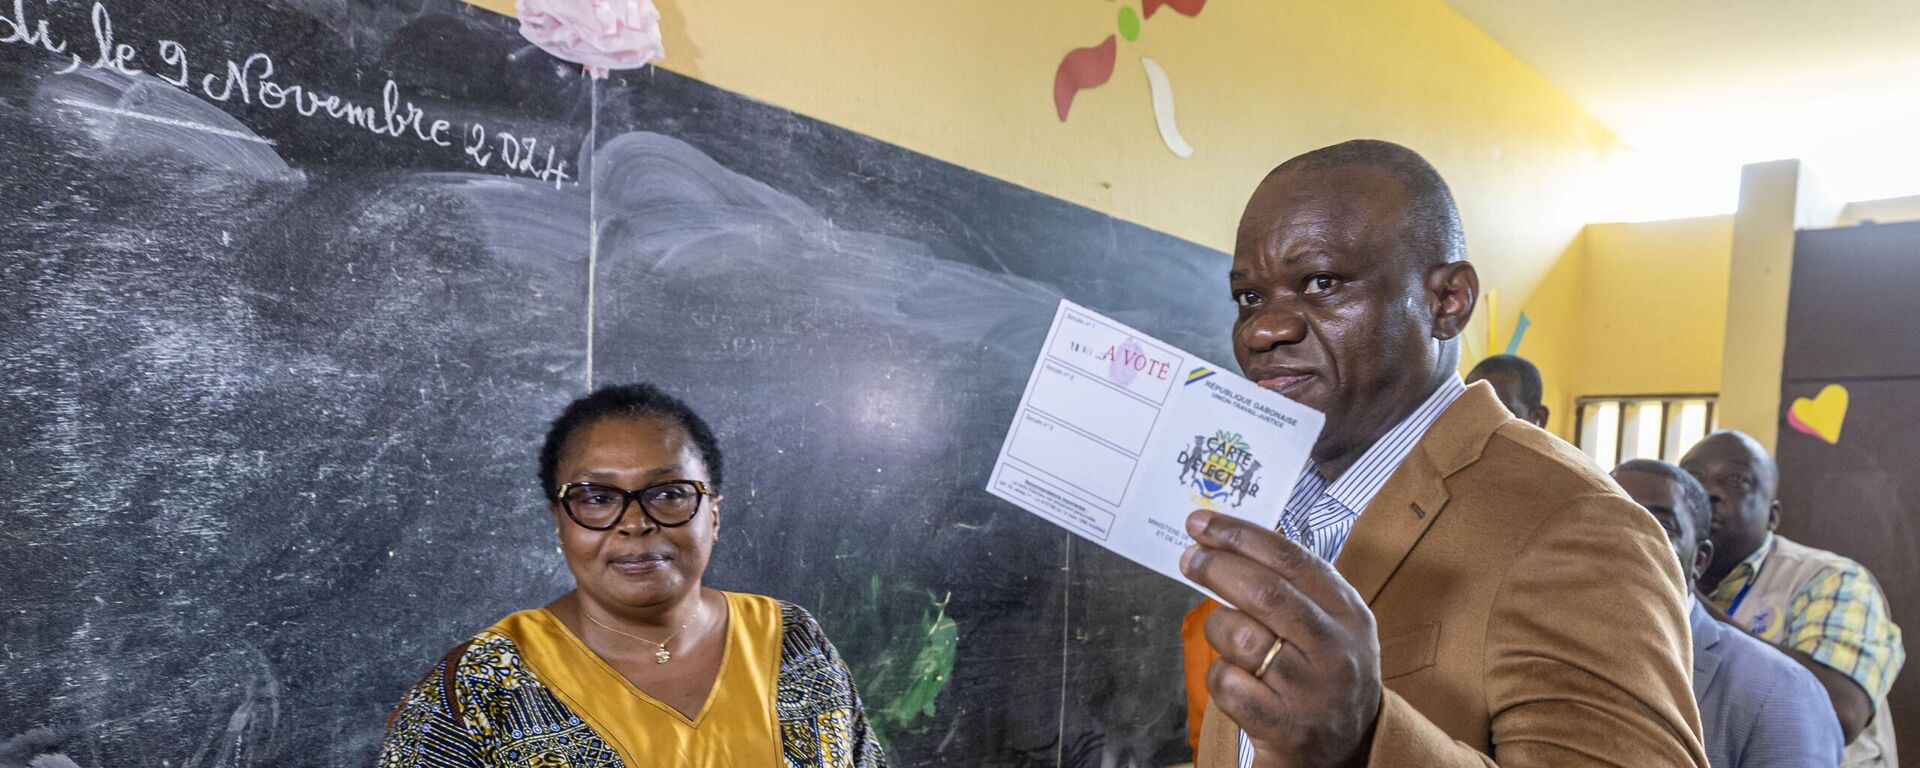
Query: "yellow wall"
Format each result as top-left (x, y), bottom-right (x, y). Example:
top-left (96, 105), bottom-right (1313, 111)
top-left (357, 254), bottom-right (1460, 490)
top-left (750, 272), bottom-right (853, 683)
top-left (1840, 194), bottom-right (1920, 226)
top-left (1575, 216), bottom-right (1734, 402)
top-left (471, 0), bottom-right (1624, 425)
top-left (1718, 161), bottom-right (1808, 451)
top-left (1506, 230), bottom-right (1588, 440)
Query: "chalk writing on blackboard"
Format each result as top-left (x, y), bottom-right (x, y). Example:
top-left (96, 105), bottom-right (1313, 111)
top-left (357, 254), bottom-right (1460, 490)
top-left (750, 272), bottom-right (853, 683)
top-left (1, 0), bottom-right (573, 186)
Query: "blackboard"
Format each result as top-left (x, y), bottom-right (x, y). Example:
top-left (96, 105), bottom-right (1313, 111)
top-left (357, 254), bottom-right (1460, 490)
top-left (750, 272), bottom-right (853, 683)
top-left (0, 2), bottom-right (1236, 765)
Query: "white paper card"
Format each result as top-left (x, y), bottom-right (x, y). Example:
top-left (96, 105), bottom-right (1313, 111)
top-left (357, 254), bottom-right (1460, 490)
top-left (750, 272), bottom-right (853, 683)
top-left (987, 300), bottom-right (1326, 599)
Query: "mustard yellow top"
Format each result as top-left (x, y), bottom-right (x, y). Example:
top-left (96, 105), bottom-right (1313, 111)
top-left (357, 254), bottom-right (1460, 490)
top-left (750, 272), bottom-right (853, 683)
top-left (377, 591), bottom-right (888, 767)
top-left (490, 591), bottom-right (783, 766)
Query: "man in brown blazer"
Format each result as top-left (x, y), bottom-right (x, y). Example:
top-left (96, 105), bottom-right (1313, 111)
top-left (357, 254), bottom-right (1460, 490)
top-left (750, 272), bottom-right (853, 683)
top-left (1178, 140), bottom-right (1708, 767)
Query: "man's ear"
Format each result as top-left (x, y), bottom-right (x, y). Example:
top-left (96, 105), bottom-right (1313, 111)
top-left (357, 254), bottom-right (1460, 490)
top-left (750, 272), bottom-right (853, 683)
top-left (1531, 405), bottom-right (1551, 430)
top-left (1692, 537), bottom-right (1715, 582)
top-left (1427, 261), bottom-right (1479, 341)
top-left (1768, 498), bottom-right (1781, 532)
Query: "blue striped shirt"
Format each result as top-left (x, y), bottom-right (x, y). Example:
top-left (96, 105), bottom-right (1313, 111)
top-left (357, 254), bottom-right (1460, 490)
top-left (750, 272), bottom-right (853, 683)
top-left (1239, 373), bottom-right (1467, 767)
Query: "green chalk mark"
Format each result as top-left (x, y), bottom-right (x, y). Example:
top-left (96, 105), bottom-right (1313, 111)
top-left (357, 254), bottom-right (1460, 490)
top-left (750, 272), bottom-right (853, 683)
top-left (1118, 6), bottom-right (1141, 41)
top-left (819, 574), bottom-right (960, 751)
top-left (874, 591), bottom-right (957, 726)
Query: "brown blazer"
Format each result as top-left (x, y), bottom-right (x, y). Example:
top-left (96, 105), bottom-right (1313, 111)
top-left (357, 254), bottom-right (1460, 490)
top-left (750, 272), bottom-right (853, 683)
top-left (1197, 383), bottom-right (1708, 767)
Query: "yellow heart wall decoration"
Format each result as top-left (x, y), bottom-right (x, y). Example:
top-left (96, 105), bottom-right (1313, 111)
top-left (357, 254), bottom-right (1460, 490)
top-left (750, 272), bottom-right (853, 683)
top-left (1786, 384), bottom-right (1849, 445)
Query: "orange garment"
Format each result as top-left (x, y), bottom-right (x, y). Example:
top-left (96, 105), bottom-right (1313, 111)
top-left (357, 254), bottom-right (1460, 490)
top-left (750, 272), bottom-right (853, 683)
top-left (1181, 598), bottom-right (1223, 752)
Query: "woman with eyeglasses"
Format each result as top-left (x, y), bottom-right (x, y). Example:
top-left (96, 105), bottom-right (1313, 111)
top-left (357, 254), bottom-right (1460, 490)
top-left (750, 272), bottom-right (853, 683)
top-left (378, 383), bottom-right (886, 767)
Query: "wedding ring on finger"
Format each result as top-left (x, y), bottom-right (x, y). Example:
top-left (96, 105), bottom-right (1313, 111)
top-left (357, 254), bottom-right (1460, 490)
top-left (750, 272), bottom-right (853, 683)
top-left (1253, 636), bottom-right (1287, 678)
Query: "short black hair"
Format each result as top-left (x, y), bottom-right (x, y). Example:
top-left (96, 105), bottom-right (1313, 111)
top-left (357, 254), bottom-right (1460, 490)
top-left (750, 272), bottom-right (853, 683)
top-left (538, 383), bottom-right (725, 496)
top-left (1616, 458), bottom-right (1712, 542)
top-left (1268, 139), bottom-right (1467, 266)
top-left (1467, 354), bottom-right (1544, 410)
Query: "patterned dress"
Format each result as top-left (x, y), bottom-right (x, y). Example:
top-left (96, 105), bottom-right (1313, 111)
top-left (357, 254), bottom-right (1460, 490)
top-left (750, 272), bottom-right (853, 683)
top-left (378, 595), bottom-right (887, 767)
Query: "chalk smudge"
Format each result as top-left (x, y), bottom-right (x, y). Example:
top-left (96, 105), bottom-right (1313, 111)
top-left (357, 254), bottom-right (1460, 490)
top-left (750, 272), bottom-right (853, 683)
top-left (36, 68), bottom-right (301, 181)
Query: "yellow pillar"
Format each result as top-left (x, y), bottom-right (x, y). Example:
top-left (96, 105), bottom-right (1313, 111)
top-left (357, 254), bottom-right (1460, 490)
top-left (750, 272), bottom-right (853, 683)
top-left (1718, 159), bottom-right (1838, 451)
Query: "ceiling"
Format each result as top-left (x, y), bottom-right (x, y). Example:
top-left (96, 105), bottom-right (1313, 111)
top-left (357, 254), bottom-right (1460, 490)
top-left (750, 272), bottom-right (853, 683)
top-left (1445, 0), bottom-right (1920, 219)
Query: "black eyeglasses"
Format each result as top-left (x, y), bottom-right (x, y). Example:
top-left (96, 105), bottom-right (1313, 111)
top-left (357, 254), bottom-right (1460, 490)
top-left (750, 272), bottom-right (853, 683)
top-left (553, 480), bottom-right (713, 530)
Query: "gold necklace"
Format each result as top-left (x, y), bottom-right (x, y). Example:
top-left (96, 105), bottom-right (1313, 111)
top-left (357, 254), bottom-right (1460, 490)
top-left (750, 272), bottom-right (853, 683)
top-left (584, 607), bottom-right (700, 664)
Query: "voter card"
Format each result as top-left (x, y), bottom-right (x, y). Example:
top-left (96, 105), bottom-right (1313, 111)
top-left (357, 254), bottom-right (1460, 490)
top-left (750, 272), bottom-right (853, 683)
top-left (987, 300), bottom-right (1325, 600)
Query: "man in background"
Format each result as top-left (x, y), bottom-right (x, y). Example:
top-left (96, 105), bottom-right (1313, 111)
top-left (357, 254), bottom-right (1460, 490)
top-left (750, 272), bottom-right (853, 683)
top-left (1684, 430), bottom-right (1906, 767)
top-left (1465, 353), bottom-right (1548, 428)
top-left (1614, 458), bottom-right (1843, 767)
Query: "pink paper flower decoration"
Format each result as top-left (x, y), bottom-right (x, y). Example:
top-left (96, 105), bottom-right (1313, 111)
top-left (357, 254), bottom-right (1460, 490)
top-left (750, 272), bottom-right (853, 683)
top-left (516, 0), bottom-right (665, 79)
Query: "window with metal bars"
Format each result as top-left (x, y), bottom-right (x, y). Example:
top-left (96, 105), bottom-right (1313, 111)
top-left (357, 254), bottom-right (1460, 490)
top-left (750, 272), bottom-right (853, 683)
top-left (1575, 395), bottom-right (1719, 468)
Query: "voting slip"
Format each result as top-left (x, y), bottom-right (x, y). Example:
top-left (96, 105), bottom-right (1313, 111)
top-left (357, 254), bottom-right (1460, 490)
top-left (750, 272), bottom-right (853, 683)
top-left (987, 300), bottom-right (1326, 600)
